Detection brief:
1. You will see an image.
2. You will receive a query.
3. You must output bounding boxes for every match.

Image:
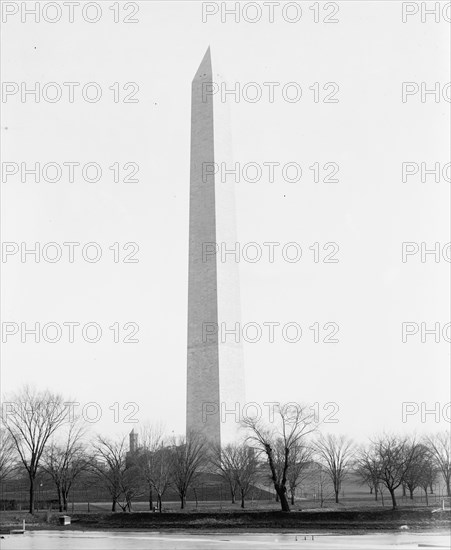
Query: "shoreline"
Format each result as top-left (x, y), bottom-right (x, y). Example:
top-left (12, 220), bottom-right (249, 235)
top-left (3, 527), bottom-right (450, 536)
top-left (1, 509), bottom-right (449, 535)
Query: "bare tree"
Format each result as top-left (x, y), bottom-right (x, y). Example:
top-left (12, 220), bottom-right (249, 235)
top-left (210, 443), bottom-right (239, 504)
top-left (314, 434), bottom-right (354, 504)
top-left (425, 432), bottom-right (451, 497)
top-left (151, 447), bottom-right (173, 512)
top-left (91, 435), bottom-right (140, 512)
top-left (137, 425), bottom-right (172, 512)
top-left (242, 403), bottom-right (316, 512)
top-left (418, 453), bottom-right (437, 506)
top-left (233, 445), bottom-right (259, 508)
top-left (287, 443), bottom-right (313, 505)
top-left (305, 461), bottom-right (335, 508)
top-left (120, 462), bottom-right (144, 512)
top-left (0, 427), bottom-right (17, 482)
top-left (138, 424), bottom-right (164, 510)
top-left (211, 443), bottom-right (258, 508)
top-left (354, 446), bottom-right (381, 501)
top-left (42, 420), bottom-right (89, 511)
top-left (1, 386), bottom-right (69, 513)
top-left (372, 434), bottom-right (419, 509)
top-left (318, 462), bottom-right (335, 507)
top-left (403, 443), bottom-right (433, 500)
top-left (170, 431), bottom-right (207, 509)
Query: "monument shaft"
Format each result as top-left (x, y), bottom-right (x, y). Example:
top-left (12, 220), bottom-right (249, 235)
top-left (187, 49), bottom-right (245, 446)
top-left (187, 48), bottom-right (221, 444)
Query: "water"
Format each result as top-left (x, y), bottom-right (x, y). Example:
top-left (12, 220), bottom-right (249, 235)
top-left (1, 531), bottom-right (450, 550)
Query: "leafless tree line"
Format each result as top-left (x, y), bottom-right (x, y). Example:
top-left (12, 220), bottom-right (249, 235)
top-left (1, 387), bottom-right (450, 514)
top-left (355, 433), bottom-right (450, 509)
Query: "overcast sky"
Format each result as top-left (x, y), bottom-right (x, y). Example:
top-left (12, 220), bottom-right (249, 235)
top-left (1, 1), bottom-right (450, 443)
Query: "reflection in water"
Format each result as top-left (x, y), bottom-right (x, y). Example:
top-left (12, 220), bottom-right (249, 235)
top-left (1, 531), bottom-right (450, 550)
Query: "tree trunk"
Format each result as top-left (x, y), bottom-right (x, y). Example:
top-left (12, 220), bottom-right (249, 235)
top-left (335, 489), bottom-right (339, 504)
top-left (111, 498), bottom-right (117, 512)
top-left (429, 482), bottom-right (434, 494)
top-left (149, 487), bottom-right (153, 510)
top-left (402, 484), bottom-right (406, 497)
top-left (180, 492), bottom-right (186, 509)
top-left (157, 494), bottom-right (163, 513)
top-left (230, 486), bottom-right (236, 504)
top-left (409, 488), bottom-right (414, 500)
top-left (241, 492), bottom-right (245, 509)
top-left (126, 495), bottom-right (132, 512)
top-left (276, 486), bottom-right (290, 512)
top-left (57, 487), bottom-right (63, 512)
top-left (370, 487), bottom-right (373, 494)
top-left (424, 488), bottom-right (429, 506)
top-left (62, 488), bottom-right (69, 512)
top-left (374, 486), bottom-right (378, 501)
top-left (446, 478), bottom-right (450, 497)
top-left (29, 477), bottom-right (35, 514)
top-left (388, 488), bottom-right (397, 509)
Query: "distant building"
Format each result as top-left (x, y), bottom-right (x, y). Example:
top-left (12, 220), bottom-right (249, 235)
top-left (129, 429), bottom-right (139, 453)
top-left (125, 429), bottom-right (142, 466)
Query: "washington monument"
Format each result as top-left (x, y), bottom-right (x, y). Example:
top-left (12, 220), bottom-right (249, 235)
top-left (186, 48), bottom-right (245, 446)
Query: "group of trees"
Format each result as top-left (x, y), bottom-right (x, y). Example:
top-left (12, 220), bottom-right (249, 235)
top-left (1, 386), bottom-right (450, 514)
top-left (243, 404), bottom-right (449, 511)
top-left (0, 387), bottom-right (72, 513)
top-left (211, 442), bottom-right (259, 508)
top-left (355, 433), bottom-right (450, 509)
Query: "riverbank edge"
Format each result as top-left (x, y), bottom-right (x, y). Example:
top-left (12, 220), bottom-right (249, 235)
top-left (1, 509), bottom-right (450, 534)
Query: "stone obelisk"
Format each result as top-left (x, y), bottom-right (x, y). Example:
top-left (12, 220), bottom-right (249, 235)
top-left (186, 48), bottom-right (245, 446)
